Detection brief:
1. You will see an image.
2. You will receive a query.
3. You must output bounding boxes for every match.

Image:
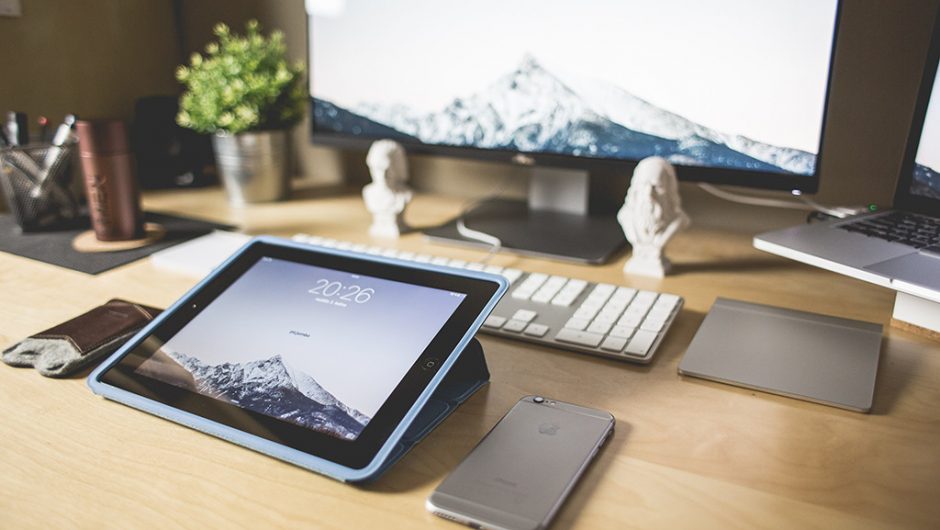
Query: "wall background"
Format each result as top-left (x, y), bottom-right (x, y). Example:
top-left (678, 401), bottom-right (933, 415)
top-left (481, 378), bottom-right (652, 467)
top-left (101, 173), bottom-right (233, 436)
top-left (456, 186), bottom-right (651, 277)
top-left (1, 0), bottom-right (938, 212)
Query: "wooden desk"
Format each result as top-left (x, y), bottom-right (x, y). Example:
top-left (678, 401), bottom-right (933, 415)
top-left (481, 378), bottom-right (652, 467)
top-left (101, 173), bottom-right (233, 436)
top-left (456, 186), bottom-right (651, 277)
top-left (1, 189), bottom-right (938, 529)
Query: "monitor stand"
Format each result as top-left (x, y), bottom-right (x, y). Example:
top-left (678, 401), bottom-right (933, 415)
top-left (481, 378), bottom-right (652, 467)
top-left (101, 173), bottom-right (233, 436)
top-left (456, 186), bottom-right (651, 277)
top-left (424, 167), bottom-right (628, 265)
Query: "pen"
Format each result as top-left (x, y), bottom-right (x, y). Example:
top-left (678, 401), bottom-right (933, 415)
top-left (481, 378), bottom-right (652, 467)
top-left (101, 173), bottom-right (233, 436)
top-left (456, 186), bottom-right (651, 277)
top-left (50, 114), bottom-right (76, 147)
top-left (33, 114), bottom-right (78, 199)
top-left (4, 112), bottom-right (19, 147)
top-left (7, 112), bottom-right (29, 146)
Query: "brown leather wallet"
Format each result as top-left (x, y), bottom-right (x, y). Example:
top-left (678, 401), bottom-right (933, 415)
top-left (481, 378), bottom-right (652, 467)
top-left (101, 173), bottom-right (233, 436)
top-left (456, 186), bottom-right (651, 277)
top-left (3, 298), bottom-right (162, 377)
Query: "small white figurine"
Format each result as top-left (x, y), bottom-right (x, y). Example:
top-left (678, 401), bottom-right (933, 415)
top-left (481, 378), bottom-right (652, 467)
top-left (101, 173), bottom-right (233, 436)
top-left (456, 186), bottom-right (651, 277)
top-left (363, 140), bottom-right (413, 238)
top-left (618, 157), bottom-right (690, 278)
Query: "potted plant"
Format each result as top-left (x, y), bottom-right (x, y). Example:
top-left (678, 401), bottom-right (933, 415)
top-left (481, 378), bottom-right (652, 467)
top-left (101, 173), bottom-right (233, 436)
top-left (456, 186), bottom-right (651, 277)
top-left (176, 20), bottom-right (305, 205)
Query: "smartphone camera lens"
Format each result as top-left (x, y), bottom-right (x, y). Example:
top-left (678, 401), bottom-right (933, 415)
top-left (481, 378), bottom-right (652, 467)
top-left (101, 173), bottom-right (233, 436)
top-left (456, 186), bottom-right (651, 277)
top-left (533, 396), bottom-right (545, 403)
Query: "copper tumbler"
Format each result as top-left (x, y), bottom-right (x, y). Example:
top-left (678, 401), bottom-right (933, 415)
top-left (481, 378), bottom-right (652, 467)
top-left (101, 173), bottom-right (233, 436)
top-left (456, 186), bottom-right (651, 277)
top-left (75, 120), bottom-right (143, 241)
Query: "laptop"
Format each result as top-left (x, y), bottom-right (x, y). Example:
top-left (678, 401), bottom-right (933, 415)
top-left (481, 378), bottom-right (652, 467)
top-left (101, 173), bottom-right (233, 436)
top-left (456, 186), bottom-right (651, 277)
top-left (755, 8), bottom-right (940, 303)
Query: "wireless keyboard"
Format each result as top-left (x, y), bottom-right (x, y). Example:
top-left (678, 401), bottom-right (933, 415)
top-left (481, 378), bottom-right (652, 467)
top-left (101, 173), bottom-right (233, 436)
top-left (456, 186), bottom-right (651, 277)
top-left (292, 234), bottom-right (683, 364)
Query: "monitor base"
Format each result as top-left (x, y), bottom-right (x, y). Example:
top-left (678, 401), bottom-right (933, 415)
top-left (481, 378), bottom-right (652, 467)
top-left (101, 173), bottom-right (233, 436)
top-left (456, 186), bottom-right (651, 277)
top-left (423, 198), bottom-right (628, 265)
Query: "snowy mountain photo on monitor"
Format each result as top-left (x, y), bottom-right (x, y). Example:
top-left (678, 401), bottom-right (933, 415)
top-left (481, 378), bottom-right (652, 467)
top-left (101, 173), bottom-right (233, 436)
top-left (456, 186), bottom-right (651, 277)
top-left (144, 348), bottom-right (371, 440)
top-left (310, 1), bottom-right (840, 178)
top-left (314, 55), bottom-right (816, 175)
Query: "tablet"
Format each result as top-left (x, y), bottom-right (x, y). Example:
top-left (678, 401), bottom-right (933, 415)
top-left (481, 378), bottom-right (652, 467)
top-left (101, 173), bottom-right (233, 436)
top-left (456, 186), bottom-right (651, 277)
top-left (88, 236), bottom-right (507, 482)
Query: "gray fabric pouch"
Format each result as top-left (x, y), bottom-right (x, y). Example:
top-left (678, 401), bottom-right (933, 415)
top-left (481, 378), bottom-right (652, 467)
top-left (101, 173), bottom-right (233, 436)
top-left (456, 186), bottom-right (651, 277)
top-left (3, 299), bottom-right (161, 377)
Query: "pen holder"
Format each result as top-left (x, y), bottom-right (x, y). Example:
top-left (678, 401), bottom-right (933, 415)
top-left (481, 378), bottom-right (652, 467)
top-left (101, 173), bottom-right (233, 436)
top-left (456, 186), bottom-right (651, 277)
top-left (0, 144), bottom-right (81, 232)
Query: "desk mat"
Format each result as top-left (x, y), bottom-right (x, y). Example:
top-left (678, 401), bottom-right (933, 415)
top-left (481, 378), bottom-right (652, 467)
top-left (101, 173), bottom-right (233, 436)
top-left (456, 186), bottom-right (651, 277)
top-left (0, 212), bottom-right (234, 274)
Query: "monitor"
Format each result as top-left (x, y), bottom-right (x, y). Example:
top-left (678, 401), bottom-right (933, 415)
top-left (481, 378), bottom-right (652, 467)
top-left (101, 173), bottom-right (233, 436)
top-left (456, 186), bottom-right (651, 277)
top-left (306, 0), bottom-right (842, 263)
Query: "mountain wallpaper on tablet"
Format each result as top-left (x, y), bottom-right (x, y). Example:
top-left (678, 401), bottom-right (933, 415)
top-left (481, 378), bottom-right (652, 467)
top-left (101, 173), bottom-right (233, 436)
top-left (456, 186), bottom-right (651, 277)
top-left (134, 257), bottom-right (466, 440)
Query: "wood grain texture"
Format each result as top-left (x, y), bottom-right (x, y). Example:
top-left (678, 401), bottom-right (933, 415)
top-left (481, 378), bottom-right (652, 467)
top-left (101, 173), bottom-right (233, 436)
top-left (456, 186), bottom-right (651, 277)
top-left (1, 188), bottom-right (938, 529)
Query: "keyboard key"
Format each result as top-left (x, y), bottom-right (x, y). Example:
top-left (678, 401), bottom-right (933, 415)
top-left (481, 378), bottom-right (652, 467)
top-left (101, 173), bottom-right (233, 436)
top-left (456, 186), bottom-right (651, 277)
top-left (352, 243), bottom-right (368, 253)
top-left (592, 313), bottom-right (618, 325)
top-left (483, 316), bottom-right (506, 329)
top-left (511, 288), bottom-right (534, 301)
top-left (593, 283), bottom-right (616, 295)
top-left (555, 329), bottom-right (605, 348)
top-left (415, 254), bottom-right (433, 262)
top-left (511, 309), bottom-right (537, 323)
top-left (600, 336), bottom-right (627, 353)
top-left (581, 297), bottom-right (606, 309)
top-left (336, 241), bottom-right (354, 250)
top-left (618, 313), bottom-right (645, 327)
top-left (653, 295), bottom-right (680, 313)
top-left (532, 283), bottom-right (563, 303)
top-left (485, 265), bottom-right (505, 275)
top-left (565, 279), bottom-right (588, 291)
top-left (466, 262), bottom-right (485, 271)
top-left (633, 291), bottom-right (658, 304)
top-left (503, 319), bottom-right (528, 333)
top-left (524, 323), bottom-right (550, 337)
top-left (365, 246), bottom-right (383, 255)
top-left (545, 275), bottom-right (568, 289)
top-left (431, 257), bottom-right (450, 266)
top-left (398, 251), bottom-right (416, 260)
top-left (585, 293), bottom-right (612, 306)
top-left (564, 317), bottom-right (590, 331)
top-left (381, 248), bottom-right (399, 257)
top-left (447, 259), bottom-right (468, 268)
top-left (519, 273), bottom-right (548, 291)
top-left (640, 316), bottom-right (667, 332)
top-left (611, 287), bottom-right (637, 303)
top-left (530, 292), bottom-right (554, 304)
top-left (603, 299), bottom-right (628, 311)
top-left (609, 325), bottom-right (635, 339)
top-left (551, 293), bottom-right (578, 307)
top-left (625, 330), bottom-right (659, 356)
top-left (573, 306), bottom-right (599, 319)
top-left (587, 320), bottom-right (614, 335)
top-left (502, 268), bottom-right (523, 283)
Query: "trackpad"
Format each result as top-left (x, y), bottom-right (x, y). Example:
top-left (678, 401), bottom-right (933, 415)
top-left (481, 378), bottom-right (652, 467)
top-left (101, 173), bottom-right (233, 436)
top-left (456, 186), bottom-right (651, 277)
top-left (864, 253), bottom-right (940, 291)
top-left (678, 298), bottom-right (883, 412)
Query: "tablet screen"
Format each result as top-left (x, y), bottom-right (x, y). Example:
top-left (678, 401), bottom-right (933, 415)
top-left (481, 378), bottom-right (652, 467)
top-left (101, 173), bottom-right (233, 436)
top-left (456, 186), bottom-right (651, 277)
top-left (133, 256), bottom-right (467, 441)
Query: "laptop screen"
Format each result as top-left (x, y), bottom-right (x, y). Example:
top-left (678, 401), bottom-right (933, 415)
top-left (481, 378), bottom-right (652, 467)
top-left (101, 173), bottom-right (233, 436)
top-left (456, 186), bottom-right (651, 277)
top-left (912, 53), bottom-right (940, 200)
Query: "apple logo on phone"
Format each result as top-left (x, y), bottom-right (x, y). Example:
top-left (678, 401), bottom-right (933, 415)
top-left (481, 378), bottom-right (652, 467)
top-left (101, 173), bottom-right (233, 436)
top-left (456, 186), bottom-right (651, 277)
top-left (538, 422), bottom-right (560, 435)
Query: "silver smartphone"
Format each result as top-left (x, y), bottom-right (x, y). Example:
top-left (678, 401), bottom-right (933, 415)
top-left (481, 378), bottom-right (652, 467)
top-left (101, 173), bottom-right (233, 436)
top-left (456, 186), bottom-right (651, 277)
top-left (427, 396), bottom-right (615, 530)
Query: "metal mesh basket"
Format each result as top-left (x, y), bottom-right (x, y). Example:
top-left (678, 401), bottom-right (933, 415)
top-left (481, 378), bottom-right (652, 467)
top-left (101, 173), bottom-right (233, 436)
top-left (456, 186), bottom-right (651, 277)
top-left (0, 144), bottom-right (81, 232)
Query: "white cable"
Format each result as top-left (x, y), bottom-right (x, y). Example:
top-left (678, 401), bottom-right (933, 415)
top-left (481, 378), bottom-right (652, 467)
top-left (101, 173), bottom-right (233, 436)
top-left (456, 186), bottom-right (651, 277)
top-left (797, 196), bottom-right (853, 218)
top-left (697, 183), bottom-right (859, 219)
top-left (698, 183), bottom-right (813, 211)
top-left (451, 174), bottom-right (515, 262)
top-left (456, 218), bottom-right (502, 263)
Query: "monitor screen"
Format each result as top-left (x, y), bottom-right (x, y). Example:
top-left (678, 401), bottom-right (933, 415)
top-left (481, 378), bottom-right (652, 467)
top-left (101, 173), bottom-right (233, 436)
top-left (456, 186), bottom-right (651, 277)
top-left (913, 53), bottom-right (940, 199)
top-left (308, 0), bottom-right (839, 188)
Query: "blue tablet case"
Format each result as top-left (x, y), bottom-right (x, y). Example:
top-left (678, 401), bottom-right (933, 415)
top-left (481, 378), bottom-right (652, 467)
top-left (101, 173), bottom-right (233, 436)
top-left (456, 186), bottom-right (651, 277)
top-left (369, 337), bottom-right (489, 481)
top-left (87, 236), bottom-right (506, 484)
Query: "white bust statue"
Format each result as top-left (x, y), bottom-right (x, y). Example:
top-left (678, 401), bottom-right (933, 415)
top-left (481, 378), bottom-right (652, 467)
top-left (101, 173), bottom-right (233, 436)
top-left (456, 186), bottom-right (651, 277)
top-left (363, 140), bottom-right (413, 238)
top-left (617, 157), bottom-right (690, 278)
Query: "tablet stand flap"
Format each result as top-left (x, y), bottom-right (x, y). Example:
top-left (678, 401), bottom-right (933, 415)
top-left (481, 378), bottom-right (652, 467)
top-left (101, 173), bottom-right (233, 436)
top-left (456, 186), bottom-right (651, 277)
top-left (364, 337), bottom-right (489, 482)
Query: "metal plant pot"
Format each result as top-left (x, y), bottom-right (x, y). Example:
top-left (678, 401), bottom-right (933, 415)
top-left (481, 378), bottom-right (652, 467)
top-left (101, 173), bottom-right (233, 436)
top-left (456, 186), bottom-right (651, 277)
top-left (212, 130), bottom-right (290, 205)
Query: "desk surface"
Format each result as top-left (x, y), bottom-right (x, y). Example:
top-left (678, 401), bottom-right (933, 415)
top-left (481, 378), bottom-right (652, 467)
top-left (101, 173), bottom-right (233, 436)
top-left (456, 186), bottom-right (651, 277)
top-left (1, 188), bottom-right (938, 529)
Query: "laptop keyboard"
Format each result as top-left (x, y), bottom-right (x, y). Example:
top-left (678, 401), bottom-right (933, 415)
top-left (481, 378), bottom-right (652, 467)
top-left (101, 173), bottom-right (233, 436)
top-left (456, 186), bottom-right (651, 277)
top-left (291, 233), bottom-right (682, 364)
top-left (838, 211), bottom-right (940, 249)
